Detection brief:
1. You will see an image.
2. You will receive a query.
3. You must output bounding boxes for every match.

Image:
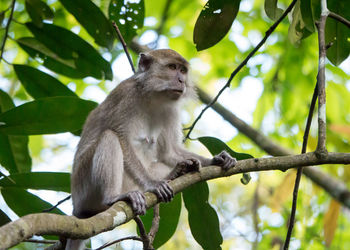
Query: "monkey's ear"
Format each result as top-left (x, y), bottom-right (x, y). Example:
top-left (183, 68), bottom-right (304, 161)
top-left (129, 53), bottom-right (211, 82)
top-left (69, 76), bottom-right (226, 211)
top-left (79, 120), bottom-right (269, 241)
top-left (138, 53), bottom-right (153, 72)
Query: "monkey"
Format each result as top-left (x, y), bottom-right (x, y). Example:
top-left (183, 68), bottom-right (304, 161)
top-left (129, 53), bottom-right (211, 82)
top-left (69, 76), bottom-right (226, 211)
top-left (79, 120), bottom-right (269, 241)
top-left (66, 49), bottom-right (236, 249)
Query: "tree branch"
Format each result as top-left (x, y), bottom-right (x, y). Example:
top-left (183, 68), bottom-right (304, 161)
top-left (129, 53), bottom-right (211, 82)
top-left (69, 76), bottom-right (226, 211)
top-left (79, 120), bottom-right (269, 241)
top-left (1, 152), bottom-right (350, 249)
top-left (328, 11), bottom-right (350, 28)
top-left (284, 81), bottom-right (318, 249)
top-left (184, 0), bottom-right (298, 140)
top-left (197, 88), bottom-right (350, 209)
top-left (0, 0), bottom-right (16, 62)
top-left (315, 0), bottom-right (328, 154)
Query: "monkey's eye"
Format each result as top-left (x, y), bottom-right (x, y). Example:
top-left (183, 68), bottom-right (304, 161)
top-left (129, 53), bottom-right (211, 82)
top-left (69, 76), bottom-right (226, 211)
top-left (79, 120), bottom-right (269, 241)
top-left (180, 66), bottom-right (188, 74)
top-left (167, 63), bottom-right (177, 70)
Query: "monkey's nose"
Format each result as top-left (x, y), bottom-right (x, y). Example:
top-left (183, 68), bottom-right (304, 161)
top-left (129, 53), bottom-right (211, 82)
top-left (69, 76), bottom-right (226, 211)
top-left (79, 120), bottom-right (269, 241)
top-left (178, 77), bottom-right (184, 83)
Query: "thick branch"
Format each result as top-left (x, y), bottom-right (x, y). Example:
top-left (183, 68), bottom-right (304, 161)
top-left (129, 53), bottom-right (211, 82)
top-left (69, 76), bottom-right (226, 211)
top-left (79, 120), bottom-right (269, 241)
top-left (1, 152), bottom-right (350, 249)
top-left (197, 88), bottom-right (350, 209)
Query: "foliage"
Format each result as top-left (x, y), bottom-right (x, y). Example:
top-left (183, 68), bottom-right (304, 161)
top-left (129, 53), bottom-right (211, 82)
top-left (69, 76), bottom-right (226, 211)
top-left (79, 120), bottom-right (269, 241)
top-left (0, 0), bottom-right (349, 249)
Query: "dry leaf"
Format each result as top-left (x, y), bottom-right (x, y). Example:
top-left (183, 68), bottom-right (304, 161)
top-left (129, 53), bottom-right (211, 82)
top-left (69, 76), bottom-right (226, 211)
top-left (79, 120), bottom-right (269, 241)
top-left (270, 171), bottom-right (296, 212)
top-left (324, 199), bottom-right (341, 247)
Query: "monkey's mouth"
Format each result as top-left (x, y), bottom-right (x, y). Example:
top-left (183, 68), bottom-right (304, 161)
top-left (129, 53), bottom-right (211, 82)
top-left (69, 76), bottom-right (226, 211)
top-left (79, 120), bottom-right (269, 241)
top-left (167, 89), bottom-right (184, 99)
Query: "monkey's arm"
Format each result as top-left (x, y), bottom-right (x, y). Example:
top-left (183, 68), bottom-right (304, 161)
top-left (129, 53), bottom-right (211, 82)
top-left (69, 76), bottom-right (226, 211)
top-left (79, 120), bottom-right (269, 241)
top-left (117, 133), bottom-right (174, 202)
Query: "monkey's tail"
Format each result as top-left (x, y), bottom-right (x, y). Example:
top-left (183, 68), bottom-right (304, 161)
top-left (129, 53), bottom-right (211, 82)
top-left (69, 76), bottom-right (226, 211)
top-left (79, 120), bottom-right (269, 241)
top-left (65, 239), bottom-right (85, 250)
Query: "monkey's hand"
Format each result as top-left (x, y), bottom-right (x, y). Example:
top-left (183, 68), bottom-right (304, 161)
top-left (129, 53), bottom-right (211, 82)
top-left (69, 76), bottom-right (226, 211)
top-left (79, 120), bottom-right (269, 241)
top-left (167, 158), bottom-right (201, 180)
top-left (146, 181), bottom-right (174, 203)
top-left (212, 151), bottom-right (237, 170)
top-left (108, 191), bottom-right (147, 215)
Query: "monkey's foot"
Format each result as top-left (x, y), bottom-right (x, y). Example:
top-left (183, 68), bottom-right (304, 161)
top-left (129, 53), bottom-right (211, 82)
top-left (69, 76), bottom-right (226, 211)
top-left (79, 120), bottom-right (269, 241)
top-left (147, 181), bottom-right (174, 203)
top-left (213, 151), bottom-right (237, 170)
top-left (108, 191), bottom-right (146, 215)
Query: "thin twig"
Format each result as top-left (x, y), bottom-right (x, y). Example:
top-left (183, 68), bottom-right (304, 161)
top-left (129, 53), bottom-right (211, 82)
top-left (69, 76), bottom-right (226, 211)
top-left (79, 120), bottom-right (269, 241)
top-left (153, 0), bottom-right (173, 46)
top-left (315, 0), bottom-right (328, 154)
top-left (95, 236), bottom-right (142, 250)
top-left (283, 83), bottom-right (318, 249)
top-left (42, 195), bottom-right (71, 212)
top-left (24, 239), bottom-right (57, 244)
top-left (148, 204), bottom-right (160, 241)
top-left (252, 177), bottom-right (260, 250)
top-left (0, 0), bottom-right (16, 62)
top-left (328, 11), bottom-right (350, 28)
top-left (134, 216), bottom-right (152, 249)
top-left (184, 0), bottom-right (298, 141)
top-left (111, 21), bottom-right (136, 73)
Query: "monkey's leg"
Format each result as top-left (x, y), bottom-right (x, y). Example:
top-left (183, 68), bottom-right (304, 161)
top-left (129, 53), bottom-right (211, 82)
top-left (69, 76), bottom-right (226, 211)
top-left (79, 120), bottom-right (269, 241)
top-left (93, 130), bottom-right (147, 215)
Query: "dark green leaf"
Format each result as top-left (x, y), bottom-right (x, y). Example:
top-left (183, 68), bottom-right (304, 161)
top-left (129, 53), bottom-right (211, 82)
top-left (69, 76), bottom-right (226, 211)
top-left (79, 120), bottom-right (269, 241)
top-left (288, 0), bottom-right (312, 44)
top-left (26, 23), bottom-right (113, 80)
top-left (183, 182), bottom-right (222, 249)
top-left (0, 172), bottom-right (70, 192)
top-left (17, 37), bottom-right (86, 79)
top-left (0, 90), bottom-right (31, 173)
top-left (25, 0), bottom-right (54, 27)
top-left (109, 0), bottom-right (145, 43)
top-left (194, 0), bottom-right (241, 51)
top-left (198, 136), bottom-right (254, 160)
top-left (1, 188), bottom-right (65, 216)
top-left (14, 64), bottom-right (77, 99)
top-left (0, 96), bottom-right (97, 135)
top-left (325, 0), bottom-right (350, 66)
top-left (264, 0), bottom-right (283, 21)
top-left (0, 209), bottom-right (11, 226)
top-left (300, 0), bottom-right (315, 32)
top-left (199, 136), bottom-right (253, 185)
top-left (140, 193), bottom-right (181, 248)
top-left (59, 0), bottom-right (115, 49)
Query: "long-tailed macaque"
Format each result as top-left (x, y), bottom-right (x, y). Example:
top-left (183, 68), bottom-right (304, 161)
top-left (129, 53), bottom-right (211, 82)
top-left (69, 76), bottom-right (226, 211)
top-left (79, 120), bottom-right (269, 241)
top-left (67, 49), bottom-right (236, 249)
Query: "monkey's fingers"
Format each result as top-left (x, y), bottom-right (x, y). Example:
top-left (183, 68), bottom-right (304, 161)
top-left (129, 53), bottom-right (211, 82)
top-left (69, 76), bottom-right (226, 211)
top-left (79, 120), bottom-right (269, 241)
top-left (155, 181), bottom-right (174, 203)
top-left (127, 191), bottom-right (146, 215)
top-left (222, 157), bottom-right (237, 170)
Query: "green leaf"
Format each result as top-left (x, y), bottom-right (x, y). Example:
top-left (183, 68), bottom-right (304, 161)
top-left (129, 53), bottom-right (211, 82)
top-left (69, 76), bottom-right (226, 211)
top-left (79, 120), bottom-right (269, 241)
top-left (16, 37), bottom-right (86, 79)
top-left (288, 0), bottom-right (312, 44)
top-left (26, 22), bottom-right (113, 80)
top-left (59, 0), bottom-right (115, 50)
top-left (0, 96), bottom-right (97, 135)
top-left (0, 90), bottom-right (31, 173)
top-left (198, 136), bottom-right (254, 160)
top-left (0, 172), bottom-right (70, 192)
top-left (300, 0), bottom-right (315, 32)
top-left (183, 182), bottom-right (223, 249)
top-left (264, 0), bottom-right (284, 21)
top-left (14, 64), bottom-right (77, 99)
top-left (325, 0), bottom-right (350, 66)
top-left (199, 136), bottom-right (253, 185)
top-left (194, 0), bottom-right (241, 51)
top-left (25, 0), bottom-right (54, 27)
top-left (140, 193), bottom-right (181, 248)
top-left (0, 209), bottom-right (11, 226)
top-left (1, 188), bottom-right (65, 216)
top-left (109, 0), bottom-right (145, 43)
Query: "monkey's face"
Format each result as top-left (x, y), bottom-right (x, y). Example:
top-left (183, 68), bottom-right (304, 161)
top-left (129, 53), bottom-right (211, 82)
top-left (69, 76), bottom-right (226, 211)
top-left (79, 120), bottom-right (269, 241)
top-left (161, 62), bottom-right (188, 100)
top-left (137, 49), bottom-right (192, 101)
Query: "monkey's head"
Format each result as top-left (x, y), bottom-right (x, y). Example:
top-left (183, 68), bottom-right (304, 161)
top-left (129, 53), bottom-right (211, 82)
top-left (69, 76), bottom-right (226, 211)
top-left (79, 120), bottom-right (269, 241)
top-left (136, 49), bottom-right (194, 101)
